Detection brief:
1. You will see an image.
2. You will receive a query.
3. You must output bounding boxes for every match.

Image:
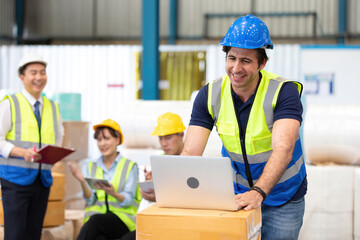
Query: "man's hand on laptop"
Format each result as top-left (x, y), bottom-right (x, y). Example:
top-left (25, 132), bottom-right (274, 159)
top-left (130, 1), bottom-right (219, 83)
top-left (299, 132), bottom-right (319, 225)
top-left (235, 191), bottom-right (263, 210)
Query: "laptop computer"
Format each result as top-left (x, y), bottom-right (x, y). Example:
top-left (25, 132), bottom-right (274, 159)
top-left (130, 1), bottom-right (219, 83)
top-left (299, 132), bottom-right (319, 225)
top-left (150, 155), bottom-right (238, 211)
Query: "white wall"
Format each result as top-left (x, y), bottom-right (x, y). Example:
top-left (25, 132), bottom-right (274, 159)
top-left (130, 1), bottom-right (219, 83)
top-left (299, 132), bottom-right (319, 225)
top-left (301, 47), bottom-right (360, 105)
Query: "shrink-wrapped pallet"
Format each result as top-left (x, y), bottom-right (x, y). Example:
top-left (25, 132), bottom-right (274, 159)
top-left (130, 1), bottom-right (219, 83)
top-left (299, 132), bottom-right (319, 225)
top-left (299, 165), bottom-right (354, 240)
top-left (355, 168), bottom-right (360, 240)
top-left (304, 104), bottom-right (360, 165)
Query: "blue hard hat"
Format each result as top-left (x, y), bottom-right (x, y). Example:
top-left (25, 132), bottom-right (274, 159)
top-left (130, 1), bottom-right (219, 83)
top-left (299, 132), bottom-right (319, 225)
top-left (220, 14), bottom-right (273, 49)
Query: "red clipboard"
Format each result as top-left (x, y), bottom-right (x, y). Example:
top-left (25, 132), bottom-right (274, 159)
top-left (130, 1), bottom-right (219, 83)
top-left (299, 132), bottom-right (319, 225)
top-left (37, 145), bottom-right (75, 164)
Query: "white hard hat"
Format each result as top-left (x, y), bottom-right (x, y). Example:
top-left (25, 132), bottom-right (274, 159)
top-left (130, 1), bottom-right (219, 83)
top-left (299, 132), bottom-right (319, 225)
top-left (18, 53), bottom-right (47, 76)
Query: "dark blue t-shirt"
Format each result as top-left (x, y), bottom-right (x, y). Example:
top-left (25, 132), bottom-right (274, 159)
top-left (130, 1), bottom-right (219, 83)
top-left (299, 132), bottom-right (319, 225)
top-left (189, 74), bottom-right (307, 202)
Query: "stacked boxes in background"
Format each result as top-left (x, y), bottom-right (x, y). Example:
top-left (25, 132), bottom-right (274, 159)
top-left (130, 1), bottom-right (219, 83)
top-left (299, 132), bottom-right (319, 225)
top-left (65, 210), bottom-right (85, 240)
top-left (0, 173), bottom-right (65, 227)
top-left (50, 93), bottom-right (88, 210)
top-left (55, 121), bottom-right (89, 210)
top-left (0, 173), bottom-right (73, 239)
top-left (51, 121), bottom-right (90, 239)
top-left (43, 173), bottom-right (66, 226)
top-left (51, 93), bottom-right (88, 239)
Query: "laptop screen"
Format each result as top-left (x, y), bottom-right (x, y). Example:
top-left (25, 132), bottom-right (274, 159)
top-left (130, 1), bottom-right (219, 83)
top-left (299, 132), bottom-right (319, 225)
top-left (150, 155), bottom-right (238, 211)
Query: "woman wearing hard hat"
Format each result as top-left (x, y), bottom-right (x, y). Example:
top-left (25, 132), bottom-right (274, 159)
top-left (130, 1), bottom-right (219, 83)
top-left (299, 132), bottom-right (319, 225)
top-left (69, 119), bottom-right (141, 240)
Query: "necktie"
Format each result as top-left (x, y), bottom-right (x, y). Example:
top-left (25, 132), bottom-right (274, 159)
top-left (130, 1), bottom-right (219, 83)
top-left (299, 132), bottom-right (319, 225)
top-left (34, 101), bottom-right (41, 130)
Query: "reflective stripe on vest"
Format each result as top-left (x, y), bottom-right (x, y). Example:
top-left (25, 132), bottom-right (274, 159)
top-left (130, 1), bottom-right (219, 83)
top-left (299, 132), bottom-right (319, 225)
top-left (84, 158), bottom-right (141, 231)
top-left (5, 93), bottom-right (59, 145)
top-left (0, 93), bottom-right (59, 186)
top-left (207, 70), bottom-right (305, 206)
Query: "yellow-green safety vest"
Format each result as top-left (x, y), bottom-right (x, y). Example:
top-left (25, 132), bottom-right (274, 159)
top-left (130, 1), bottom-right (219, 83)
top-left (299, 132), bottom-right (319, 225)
top-left (84, 157), bottom-right (142, 231)
top-left (0, 93), bottom-right (60, 187)
top-left (207, 70), bottom-right (306, 206)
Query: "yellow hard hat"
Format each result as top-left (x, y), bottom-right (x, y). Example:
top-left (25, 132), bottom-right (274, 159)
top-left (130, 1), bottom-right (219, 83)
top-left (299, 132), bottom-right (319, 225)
top-left (152, 112), bottom-right (186, 136)
top-left (93, 119), bottom-right (123, 145)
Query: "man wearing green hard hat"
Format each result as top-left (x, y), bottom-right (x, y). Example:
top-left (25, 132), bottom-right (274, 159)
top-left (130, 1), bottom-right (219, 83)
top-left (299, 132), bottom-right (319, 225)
top-left (182, 15), bottom-right (306, 240)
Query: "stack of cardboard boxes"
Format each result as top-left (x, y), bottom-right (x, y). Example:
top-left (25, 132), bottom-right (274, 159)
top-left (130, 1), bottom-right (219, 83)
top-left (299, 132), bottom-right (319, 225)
top-left (0, 173), bottom-right (74, 239)
top-left (51, 121), bottom-right (90, 239)
top-left (52, 121), bottom-right (89, 210)
top-left (0, 173), bottom-right (66, 227)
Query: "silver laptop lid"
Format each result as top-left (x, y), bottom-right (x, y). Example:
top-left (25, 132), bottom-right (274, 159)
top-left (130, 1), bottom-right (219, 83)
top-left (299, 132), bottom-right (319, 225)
top-left (150, 155), bottom-right (238, 211)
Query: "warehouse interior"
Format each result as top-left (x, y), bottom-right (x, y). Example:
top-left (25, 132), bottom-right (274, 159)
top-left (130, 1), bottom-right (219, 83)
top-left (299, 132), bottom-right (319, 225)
top-left (1, 0), bottom-right (360, 239)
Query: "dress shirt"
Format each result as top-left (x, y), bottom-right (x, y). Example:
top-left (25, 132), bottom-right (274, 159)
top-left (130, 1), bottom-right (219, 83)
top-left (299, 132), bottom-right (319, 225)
top-left (81, 152), bottom-right (139, 207)
top-left (0, 89), bottom-right (64, 158)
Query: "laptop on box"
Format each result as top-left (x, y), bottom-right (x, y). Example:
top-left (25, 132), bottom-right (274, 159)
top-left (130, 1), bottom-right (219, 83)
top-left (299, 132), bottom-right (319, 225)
top-left (150, 155), bottom-right (238, 211)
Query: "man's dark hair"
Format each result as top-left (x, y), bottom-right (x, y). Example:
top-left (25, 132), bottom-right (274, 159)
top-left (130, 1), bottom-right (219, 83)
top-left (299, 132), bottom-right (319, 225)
top-left (222, 46), bottom-right (269, 67)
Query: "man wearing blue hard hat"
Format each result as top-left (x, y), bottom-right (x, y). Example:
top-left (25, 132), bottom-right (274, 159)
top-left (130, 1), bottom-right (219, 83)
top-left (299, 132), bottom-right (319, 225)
top-left (182, 15), bottom-right (306, 239)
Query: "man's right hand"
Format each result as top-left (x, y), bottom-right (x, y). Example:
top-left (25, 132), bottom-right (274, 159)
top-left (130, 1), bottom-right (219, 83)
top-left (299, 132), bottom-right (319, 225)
top-left (23, 148), bottom-right (41, 163)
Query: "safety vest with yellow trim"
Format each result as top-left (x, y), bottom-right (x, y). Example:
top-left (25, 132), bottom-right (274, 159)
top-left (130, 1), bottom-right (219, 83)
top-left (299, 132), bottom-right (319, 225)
top-left (84, 157), bottom-right (142, 232)
top-left (0, 93), bottom-right (60, 187)
top-left (207, 70), bottom-right (306, 206)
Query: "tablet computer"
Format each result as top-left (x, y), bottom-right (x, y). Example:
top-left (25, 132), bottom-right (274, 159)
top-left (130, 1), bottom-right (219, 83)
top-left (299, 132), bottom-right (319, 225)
top-left (139, 180), bottom-right (154, 193)
top-left (85, 177), bottom-right (110, 189)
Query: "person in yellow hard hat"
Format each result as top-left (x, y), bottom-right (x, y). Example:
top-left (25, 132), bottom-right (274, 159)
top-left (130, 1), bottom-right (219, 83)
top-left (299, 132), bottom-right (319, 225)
top-left (120, 112), bottom-right (186, 240)
top-left (69, 119), bottom-right (141, 240)
top-left (151, 112), bottom-right (186, 155)
top-left (141, 112), bottom-right (186, 201)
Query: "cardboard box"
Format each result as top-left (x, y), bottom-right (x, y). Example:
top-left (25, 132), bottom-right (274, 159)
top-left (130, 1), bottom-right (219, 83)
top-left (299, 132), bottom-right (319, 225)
top-left (52, 161), bottom-right (66, 174)
top-left (0, 173), bottom-right (64, 201)
top-left (65, 197), bottom-right (86, 210)
top-left (49, 173), bottom-right (65, 201)
top-left (0, 200), bottom-right (65, 227)
top-left (52, 161), bottom-right (84, 202)
top-left (0, 221), bottom-right (73, 240)
top-left (65, 209), bottom-right (84, 240)
top-left (0, 173), bottom-right (65, 227)
top-left (136, 205), bottom-right (261, 240)
top-left (43, 201), bottom-right (65, 227)
top-left (62, 121), bottom-right (89, 161)
top-left (41, 220), bottom-right (74, 240)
